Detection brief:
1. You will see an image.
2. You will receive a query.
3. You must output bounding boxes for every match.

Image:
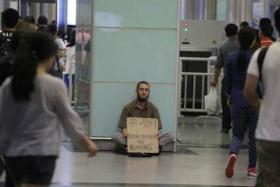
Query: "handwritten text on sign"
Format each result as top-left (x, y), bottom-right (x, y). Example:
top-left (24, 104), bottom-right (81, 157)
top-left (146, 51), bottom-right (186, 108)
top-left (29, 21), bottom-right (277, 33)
top-left (127, 117), bottom-right (159, 153)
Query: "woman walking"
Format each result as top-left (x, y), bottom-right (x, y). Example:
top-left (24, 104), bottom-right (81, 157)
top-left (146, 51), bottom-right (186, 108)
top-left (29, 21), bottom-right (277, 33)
top-left (0, 31), bottom-right (97, 187)
top-left (225, 27), bottom-right (258, 178)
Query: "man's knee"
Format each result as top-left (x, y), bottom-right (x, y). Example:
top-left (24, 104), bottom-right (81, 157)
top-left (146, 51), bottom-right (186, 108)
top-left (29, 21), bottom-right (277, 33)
top-left (159, 132), bottom-right (174, 146)
top-left (112, 132), bottom-right (127, 145)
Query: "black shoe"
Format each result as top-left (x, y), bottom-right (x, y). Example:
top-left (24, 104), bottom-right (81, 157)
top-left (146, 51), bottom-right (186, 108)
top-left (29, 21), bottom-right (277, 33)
top-left (114, 143), bottom-right (127, 155)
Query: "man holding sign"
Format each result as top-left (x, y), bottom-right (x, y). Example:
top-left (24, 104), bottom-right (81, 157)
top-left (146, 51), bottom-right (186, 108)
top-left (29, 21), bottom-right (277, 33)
top-left (112, 81), bottom-right (173, 156)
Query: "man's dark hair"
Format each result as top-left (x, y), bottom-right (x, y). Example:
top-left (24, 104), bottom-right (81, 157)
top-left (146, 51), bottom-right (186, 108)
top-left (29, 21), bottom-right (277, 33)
top-left (23, 16), bottom-right (35, 24)
top-left (37, 15), bottom-right (48, 25)
top-left (136, 81), bottom-right (150, 90)
top-left (1, 8), bottom-right (19, 29)
top-left (274, 7), bottom-right (280, 33)
top-left (225, 23), bottom-right (238, 37)
top-left (47, 23), bottom-right (57, 36)
top-left (237, 27), bottom-right (257, 72)
top-left (240, 21), bottom-right (249, 29)
top-left (261, 24), bottom-right (274, 38)
top-left (260, 18), bottom-right (271, 27)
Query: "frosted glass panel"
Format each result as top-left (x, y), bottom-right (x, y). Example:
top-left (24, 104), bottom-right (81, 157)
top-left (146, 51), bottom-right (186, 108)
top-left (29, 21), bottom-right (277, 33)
top-left (93, 28), bottom-right (177, 83)
top-left (75, 0), bottom-right (92, 132)
top-left (90, 0), bottom-right (178, 141)
top-left (94, 0), bottom-right (178, 29)
top-left (91, 83), bottom-right (176, 136)
top-left (217, 0), bottom-right (227, 21)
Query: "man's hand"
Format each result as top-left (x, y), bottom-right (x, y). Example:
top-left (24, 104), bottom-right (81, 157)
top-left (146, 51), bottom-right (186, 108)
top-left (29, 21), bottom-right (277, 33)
top-left (122, 128), bottom-right (128, 137)
top-left (211, 68), bottom-right (221, 87)
top-left (210, 80), bottom-right (218, 87)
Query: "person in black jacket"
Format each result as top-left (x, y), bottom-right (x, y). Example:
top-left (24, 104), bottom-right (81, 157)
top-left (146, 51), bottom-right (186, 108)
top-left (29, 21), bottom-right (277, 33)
top-left (0, 8), bottom-right (19, 187)
top-left (0, 8), bottom-right (19, 85)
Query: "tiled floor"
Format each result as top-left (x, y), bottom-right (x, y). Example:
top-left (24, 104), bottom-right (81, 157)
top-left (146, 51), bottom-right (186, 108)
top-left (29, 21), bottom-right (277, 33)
top-left (51, 146), bottom-right (255, 187)
top-left (0, 117), bottom-right (255, 187)
top-left (177, 116), bottom-right (248, 147)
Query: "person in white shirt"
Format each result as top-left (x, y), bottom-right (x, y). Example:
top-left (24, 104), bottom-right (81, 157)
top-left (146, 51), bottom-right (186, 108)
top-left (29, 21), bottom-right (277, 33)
top-left (47, 23), bottom-right (66, 78)
top-left (244, 7), bottom-right (280, 186)
top-left (64, 30), bottom-right (76, 100)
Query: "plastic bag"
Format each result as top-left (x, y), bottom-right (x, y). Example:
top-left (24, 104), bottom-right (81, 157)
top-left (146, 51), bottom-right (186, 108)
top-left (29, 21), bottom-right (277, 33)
top-left (204, 87), bottom-right (218, 113)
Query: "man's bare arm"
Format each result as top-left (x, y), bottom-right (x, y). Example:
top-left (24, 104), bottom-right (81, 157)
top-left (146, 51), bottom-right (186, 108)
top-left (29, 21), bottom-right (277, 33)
top-left (244, 74), bottom-right (261, 111)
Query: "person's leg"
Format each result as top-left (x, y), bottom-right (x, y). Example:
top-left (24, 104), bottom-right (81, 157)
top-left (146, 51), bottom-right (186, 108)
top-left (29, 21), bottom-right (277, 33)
top-left (0, 156), bottom-right (4, 177)
top-left (112, 132), bottom-right (127, 145)
top-left (159, 133), bottom-right (174, 146)
top-left (5, 174), bottom-right (15, 187)
top-left (71, 74), bottom-right (75, 101)
top-left (229, 106), bottom-right (246, 155)
top-left (64, 74), bottom-right (70, 89)
top-left (112, 132), bottom-right (127, 154)
top-left (247, 108), bottom-right (258, 178)
top-left (3, 157), bottom-right (18, 187)
top-left (256, 140), bottom-right (280, 186)
top-left (5, 156), bottom-right (56, 187)
top-left (221, 79), bottom-right (231, 133)
top-left (226, 105), bottom-right (246, 178)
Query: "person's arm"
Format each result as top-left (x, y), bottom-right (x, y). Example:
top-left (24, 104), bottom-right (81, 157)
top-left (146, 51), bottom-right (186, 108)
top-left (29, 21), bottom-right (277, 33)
top-left (211, 48), bottom-right (223, 87)
top-left (211, 68), bottom-right (221, 87)
top-left (54, 80), bottom-right (97, 156)
top-left (226, 56), bottom-right (233, 96)
top-left (244, 74), bottom-right (261, 111)
top-left (244, 49), bottom-right (261, 111)
top-left (152, 106), bottom-right (162, 129)
top-left (118, 107), bottom-right (130, 137)
top-left (57, 49), bottom-right (66, 59)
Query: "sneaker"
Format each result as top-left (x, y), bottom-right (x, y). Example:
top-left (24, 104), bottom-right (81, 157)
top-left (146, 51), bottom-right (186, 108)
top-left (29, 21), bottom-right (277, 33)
top-left (247, 167), bottom-right (257, 178)
top-left (114, 143), bottom-right (127, 155)
top-left (225, 154), bottom-right (237, 178)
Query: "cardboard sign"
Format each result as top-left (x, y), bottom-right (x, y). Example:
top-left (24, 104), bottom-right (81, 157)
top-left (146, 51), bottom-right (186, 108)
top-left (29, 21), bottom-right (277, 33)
top-left (127, 117), bottom-right (159, 153)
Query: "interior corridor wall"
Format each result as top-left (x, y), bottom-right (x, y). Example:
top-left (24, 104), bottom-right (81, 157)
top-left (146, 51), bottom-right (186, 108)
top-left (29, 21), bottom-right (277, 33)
top-left (91, 0), bottom-right (179, 137)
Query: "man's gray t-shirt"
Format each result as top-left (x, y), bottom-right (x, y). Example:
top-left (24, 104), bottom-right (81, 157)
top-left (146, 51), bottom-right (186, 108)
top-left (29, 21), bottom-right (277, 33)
top-left (0, 74), bottom-right (84, 156)
top-left (215, 36), bottom-right (239, 75)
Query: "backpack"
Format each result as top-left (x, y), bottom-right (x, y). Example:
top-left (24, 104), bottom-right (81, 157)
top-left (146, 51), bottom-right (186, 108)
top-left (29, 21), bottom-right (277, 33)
top-left (256, 47), bottom-right (269, 98)
top-left (0, 32), bottom-right (13, 58)
top-left (47, 55), bottom-right (63, 78)
top-left (0, 32), bottom-right (14, 86)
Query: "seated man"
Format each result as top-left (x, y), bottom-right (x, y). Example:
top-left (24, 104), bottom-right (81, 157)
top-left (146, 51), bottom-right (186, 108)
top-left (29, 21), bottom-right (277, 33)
top-left (112, 81), bottom-right (173, 155)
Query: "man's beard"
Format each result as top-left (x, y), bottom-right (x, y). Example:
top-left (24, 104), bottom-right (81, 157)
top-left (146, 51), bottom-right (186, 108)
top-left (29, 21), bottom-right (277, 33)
top-left (137, 94), bottom-right (149, 102)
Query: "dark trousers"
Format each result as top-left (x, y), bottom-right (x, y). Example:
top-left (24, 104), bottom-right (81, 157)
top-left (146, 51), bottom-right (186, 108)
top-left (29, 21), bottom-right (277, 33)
top-left (0, 157), bottom-right (15, 187)
top-left (230, 106), bottom-right (258, 168)
top-left (221, 78), bottom-right (231, 131)
top-left (256, 140), bottom-right (280, 186)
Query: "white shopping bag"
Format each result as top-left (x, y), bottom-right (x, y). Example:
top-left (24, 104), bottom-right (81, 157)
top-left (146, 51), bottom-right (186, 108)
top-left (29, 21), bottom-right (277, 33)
top-left (204, 87), bottom-right (218, 113)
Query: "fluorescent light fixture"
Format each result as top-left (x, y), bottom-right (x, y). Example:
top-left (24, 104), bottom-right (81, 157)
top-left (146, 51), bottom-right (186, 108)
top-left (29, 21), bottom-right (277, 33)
top-left (67, 0), bottom-right (76, 25)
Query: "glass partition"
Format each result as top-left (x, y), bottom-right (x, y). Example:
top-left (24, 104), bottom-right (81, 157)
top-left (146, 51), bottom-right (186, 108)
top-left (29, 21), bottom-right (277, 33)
top-left (75, 0), bottom-right (93, 133)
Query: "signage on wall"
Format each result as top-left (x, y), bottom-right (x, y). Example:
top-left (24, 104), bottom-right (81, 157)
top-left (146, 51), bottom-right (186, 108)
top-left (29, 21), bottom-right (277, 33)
top-left (252, 2), bottom-right (264, 28)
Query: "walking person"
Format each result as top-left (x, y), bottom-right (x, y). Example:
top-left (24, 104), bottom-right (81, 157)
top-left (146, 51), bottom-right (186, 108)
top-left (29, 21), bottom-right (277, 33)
top-left (211, 23), bottom-right (240, 133)
top-left (225, 27), bottom-right (258, 178)
top-left (0, 31), bottom-right (97, 187)
top-left (244, 7), bottom-right (280, 186)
